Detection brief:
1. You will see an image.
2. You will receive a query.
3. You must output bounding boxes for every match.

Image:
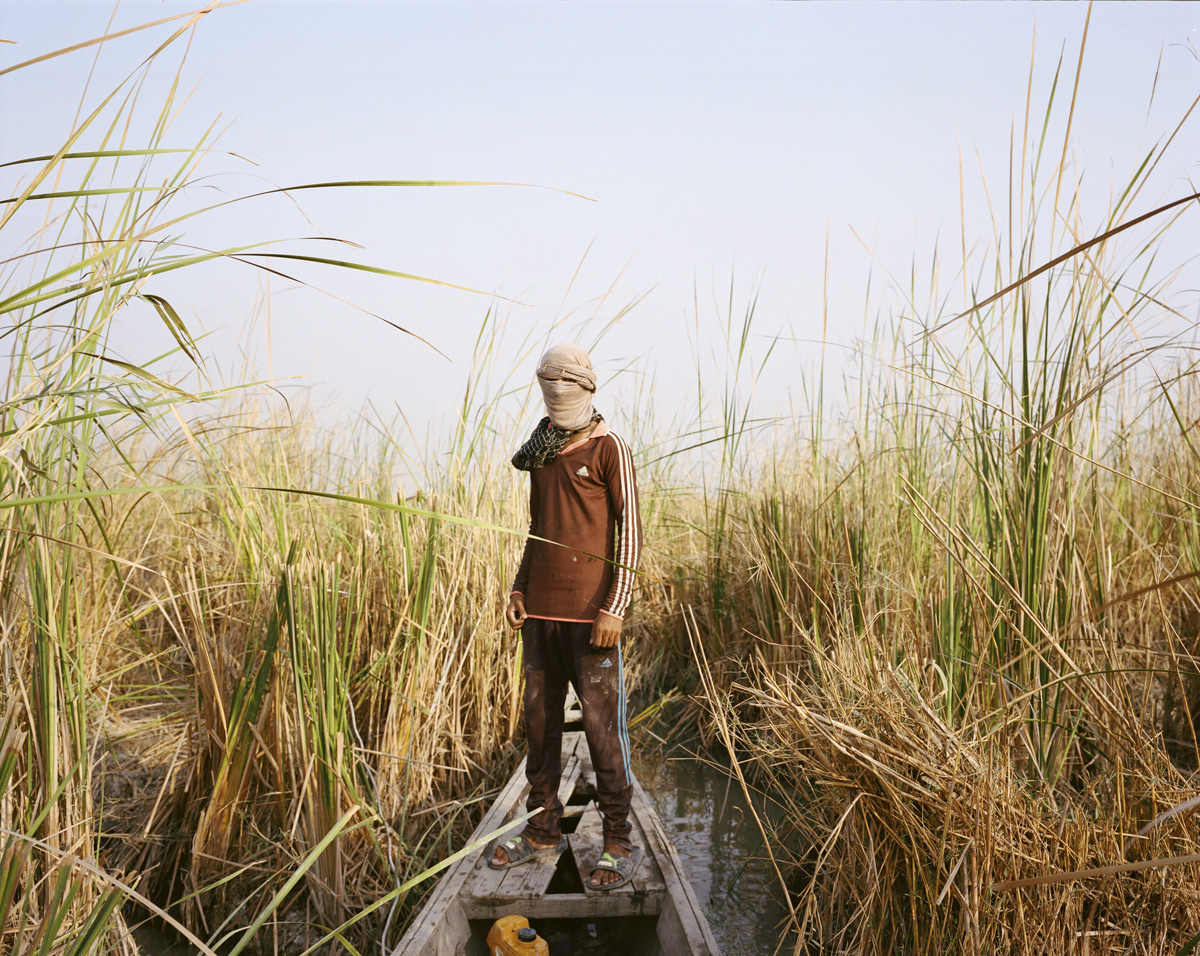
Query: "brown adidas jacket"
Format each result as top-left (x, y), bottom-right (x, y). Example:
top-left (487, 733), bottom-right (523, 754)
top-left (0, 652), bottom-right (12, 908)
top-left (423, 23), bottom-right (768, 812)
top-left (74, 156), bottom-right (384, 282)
top-left (511, 421), bottom-right (642, 622)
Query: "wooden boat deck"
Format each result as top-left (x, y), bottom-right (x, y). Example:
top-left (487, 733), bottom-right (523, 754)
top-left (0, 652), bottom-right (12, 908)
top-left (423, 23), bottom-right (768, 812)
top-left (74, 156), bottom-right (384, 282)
top-left (393, 730), bottom-right (721, 955)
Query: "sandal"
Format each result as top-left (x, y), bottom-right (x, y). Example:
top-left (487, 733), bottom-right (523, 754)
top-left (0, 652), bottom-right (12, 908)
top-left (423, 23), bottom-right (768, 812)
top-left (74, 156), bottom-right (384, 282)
top-left (588, 847), bottom-right (643, 890)
top-left (487, 833), bottom-right (567, 870)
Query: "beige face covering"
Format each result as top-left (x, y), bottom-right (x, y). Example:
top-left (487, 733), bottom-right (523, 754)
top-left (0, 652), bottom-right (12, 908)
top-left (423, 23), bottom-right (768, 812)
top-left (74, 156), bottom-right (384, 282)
top-left (536, 344), bottom-right (597, 430)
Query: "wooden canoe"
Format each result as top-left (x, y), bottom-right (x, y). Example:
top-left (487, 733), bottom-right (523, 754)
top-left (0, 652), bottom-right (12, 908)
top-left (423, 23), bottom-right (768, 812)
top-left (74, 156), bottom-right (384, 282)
top-left (392, 729), bottom-right (721, 956)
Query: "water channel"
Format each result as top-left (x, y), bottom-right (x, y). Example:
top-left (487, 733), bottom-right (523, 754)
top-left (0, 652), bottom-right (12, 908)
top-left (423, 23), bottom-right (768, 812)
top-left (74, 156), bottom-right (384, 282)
top-left (633, 744), bottom-right (793, 956)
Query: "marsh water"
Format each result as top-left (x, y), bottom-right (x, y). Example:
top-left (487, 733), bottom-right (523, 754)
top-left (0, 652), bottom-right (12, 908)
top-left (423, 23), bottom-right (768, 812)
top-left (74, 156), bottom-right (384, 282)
top-left (633, 747), bottom-right (792, 956)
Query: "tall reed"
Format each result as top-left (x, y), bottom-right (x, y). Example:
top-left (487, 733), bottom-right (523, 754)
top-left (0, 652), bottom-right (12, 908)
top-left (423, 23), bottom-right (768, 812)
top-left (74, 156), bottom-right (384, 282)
top-left (0, 12), bottom-right (546, 953)
top-left (674, 31), bottom-right (1200, 955)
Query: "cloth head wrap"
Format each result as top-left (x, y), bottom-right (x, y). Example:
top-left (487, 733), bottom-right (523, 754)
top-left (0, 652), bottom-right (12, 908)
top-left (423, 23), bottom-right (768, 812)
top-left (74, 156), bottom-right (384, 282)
top-left (510, 344), bottom-right (602, 471)
top-left (536, 343), bottom-right (596, 430)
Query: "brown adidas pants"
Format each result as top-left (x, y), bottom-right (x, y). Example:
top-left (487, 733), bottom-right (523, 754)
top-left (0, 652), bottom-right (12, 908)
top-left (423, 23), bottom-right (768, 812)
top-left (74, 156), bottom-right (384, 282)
top-left (520, 618), bottom-right (634, 850)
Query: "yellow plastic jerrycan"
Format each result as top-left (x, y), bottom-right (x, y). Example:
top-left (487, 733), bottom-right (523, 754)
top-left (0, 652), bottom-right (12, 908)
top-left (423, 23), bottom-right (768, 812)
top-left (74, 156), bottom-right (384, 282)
top-left (486, 915), bottom-right (549, 956)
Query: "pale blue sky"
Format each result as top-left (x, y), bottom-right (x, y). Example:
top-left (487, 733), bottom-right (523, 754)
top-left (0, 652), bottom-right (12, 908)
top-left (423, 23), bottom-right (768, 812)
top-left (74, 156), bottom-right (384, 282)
top-left (2, 2), bottom-right (1198, 440)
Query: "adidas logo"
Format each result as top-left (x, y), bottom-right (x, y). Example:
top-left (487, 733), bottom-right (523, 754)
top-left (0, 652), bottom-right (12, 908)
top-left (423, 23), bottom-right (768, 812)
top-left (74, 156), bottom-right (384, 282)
top-left (576, 465), bottom-right (590, 477)
top-left (600, 658), bottom-right (613, 668)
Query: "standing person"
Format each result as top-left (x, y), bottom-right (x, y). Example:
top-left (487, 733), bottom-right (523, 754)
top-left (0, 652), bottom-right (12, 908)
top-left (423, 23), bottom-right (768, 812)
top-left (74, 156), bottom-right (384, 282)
top-left (487, 344), bottom-right (643, 889)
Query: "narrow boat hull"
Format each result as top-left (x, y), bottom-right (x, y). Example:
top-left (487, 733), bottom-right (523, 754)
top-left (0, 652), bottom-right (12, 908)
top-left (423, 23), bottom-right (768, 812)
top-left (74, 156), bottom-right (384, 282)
top-left (393, 731), bottom-right (721, 956)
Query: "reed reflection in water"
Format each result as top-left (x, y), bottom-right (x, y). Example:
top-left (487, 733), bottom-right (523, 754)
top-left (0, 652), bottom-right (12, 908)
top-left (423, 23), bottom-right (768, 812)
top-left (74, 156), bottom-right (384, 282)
top-left (634, 748), bottom-right (791, 956)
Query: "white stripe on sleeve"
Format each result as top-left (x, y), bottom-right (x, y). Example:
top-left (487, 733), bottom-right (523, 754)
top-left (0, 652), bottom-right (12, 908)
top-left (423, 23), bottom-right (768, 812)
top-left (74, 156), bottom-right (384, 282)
top-left (609, 433), bottom-right (641, 616)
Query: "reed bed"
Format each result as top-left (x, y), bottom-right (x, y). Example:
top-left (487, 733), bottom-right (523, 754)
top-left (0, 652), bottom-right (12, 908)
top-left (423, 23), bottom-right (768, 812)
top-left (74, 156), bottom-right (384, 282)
top-left (0, 14), bottom-right (553, 952)
top-left (5, 8), bottom-right (1200, 956)
top-left (670, 39), bottom-right (1200, 953)
top-left (685, 370), bottom-right (1200, 953)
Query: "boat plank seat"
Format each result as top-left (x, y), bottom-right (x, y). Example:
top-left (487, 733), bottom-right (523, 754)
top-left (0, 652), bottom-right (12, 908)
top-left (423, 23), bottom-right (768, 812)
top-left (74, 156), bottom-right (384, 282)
top-left (465, 741), bottom-right (584, 896)
top-left (569, 800), bottom-right (667, 897)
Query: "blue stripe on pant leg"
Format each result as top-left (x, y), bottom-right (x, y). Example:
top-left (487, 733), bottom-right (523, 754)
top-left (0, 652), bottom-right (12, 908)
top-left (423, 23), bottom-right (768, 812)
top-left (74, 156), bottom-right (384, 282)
top-left (617, 643), bottom-right (633, 785)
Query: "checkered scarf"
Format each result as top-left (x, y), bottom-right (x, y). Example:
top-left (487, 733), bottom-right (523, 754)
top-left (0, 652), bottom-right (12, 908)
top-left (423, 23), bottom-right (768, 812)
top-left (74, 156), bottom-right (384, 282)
top-left (510, 411), bottom-right (604, 471)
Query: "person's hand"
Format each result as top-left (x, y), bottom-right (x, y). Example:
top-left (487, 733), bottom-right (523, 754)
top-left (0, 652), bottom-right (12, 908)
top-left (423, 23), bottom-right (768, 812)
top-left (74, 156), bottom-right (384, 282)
top-left (591, 611), bottom-right (622, 648)
top-left (506, 593), bottom-right (528, 630)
